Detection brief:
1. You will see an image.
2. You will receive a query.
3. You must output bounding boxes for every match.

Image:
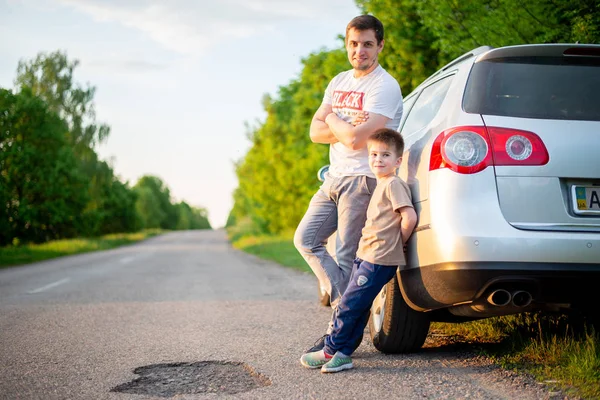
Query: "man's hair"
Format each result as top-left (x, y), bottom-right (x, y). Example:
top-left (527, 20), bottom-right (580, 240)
top-left (368, 128), bottom-right (405, 156)
top-left (346, 15), bottom-right (384, 44)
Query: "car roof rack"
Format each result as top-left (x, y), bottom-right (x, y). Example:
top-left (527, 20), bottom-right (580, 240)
top-left (477, 43), bottom-right (600, 61)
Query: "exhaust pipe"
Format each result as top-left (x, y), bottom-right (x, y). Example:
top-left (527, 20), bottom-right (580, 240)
top-left (511, 290), bottom-right (532, 307)
top-left (487, 289), bottom-right (511, 306)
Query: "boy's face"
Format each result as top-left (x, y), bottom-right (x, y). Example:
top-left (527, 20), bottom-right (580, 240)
top-left (368, 141), bottom-right (402, 179)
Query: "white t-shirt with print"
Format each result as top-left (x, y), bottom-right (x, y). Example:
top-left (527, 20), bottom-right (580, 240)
top-left (323, 65), bottom-right (403, 178)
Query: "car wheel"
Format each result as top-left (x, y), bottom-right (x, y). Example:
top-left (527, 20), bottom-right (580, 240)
top-left (318, 281), bottom-right (331, 307)
top-left (368, 274), bottom-right (430, 353)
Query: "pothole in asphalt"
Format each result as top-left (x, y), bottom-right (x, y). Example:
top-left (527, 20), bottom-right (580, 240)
top-left (110, 361), bottom-right (271, 397)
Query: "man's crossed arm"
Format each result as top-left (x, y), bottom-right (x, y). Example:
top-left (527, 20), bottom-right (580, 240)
top-left (309, 103), bottom-right (390, 151)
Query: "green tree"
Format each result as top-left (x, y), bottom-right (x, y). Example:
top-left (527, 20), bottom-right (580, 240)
top-left (356, 0), bottom-right (443, 92)
top-left (75, 156), bottom-right (140, 235)
top-left (189, 206), bottom-right (211, 229)
top-left (176, 202), bottom-right (192, 230)
top-left (95, 170), bottom-right (141, 234)
top-left (230, 48), bottom-right (348, 236)
top-left (0, 88), bottom-right (88, 245)
top-left (176, 202), bottom-right (212, 230)
top-left (133, 175), bottom-right (179, 230)
top-left (13, 51), bottom-right (141, 237)
top-left (134, 186), bottom-right (164, 229)
top-left (413, 0), bottom-right (600, 59)
top-left (14, 51), bottom-right (109, 157)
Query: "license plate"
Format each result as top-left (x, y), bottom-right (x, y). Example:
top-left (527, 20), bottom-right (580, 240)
top-left (572, 185), bottom-right (600, 215)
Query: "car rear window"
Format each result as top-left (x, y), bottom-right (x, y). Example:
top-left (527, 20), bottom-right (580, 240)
top-left (463, 56), bottom-right (600, 121)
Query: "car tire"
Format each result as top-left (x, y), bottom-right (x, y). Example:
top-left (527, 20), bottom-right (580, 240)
top-left (318, 281), bottom-right (331, 307)
top-left (368, 274), bottom-right (430, 353)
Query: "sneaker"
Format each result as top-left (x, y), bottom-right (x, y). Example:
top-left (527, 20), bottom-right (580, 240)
top-left (305, 334), bottom-right (362, 354)
top-left (321, 352), bottom-right (353, 373)
top-left (304, 334), bottom-right (327, 353)
top-left (300, 350), bottom-right (332, 369)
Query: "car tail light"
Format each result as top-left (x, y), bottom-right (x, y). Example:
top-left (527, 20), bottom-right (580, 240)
top-left (430, 126), bottom-right (492, 174)
top-left (430, 126), bottom-right (549, 174)
top-left (487, 127), bottom-right (549, 166)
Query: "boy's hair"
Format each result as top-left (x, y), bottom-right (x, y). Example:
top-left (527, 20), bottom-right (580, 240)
top-left (368, 128), bottom-right (405, 156)
top-left (346, 15), bottom-right (384, 44)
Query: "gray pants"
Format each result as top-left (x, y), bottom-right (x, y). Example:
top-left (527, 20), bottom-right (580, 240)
top-left (294, 174), bottom-right (376, 309)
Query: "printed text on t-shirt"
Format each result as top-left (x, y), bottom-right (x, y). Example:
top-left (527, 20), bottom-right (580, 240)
top-left (332, 91), bottom-right (364, 110)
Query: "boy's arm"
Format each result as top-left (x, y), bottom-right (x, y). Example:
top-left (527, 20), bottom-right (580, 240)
top-left (398, 206), bottom-right (418, 245)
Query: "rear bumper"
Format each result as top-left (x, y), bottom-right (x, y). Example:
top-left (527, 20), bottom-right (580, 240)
top-left (398, 261), bottom-right (600, 311)
top-left (403, 167), bottom-right (600, 313)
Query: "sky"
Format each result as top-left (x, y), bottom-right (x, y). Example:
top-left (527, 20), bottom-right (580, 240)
top-left (0, 0), bottom-right (361, 228)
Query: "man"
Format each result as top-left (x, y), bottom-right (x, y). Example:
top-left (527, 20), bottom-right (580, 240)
top-left (294, 14), bottom-right (404, 352)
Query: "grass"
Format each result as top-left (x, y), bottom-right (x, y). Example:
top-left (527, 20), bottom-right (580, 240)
top-left (232, 234), bottom-right (312, 273)
top-left (231, 232), bottom-right (600, 399)
top-left (433, 314), bottom-right (600, 398)
top-left (0, 230), bottom-right (164, 268)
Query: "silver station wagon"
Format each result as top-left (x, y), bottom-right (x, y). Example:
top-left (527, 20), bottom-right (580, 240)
top-left (367, 43), bottom-right (600, 353)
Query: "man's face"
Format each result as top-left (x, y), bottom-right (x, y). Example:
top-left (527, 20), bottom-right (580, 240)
top-left (346, 28), bottom-right (383, 73)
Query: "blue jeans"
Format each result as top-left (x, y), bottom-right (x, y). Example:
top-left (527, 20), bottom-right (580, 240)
top-left (324, 258), bottom-right (398, 356)
top-left (294, 174), bottom-right (375, 308)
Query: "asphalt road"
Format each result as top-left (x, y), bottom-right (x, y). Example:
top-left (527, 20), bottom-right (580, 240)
top-left (0, 230), bottom-right (564, 399)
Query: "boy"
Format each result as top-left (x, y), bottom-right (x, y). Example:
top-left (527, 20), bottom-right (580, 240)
top-left (300, 128), bottom-right (417, 373)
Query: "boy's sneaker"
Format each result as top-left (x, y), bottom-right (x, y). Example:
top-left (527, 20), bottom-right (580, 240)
top-left (304, 334), bottom-right (362, 353)
top-left (321, 352), bottom-right (353, 373)
top-left (300, 350), bottom-right (332, 369)
top-left (304, 334), bottom-right (327, 353)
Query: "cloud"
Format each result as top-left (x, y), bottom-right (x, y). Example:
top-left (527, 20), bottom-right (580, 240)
top-left (54, 0), bottom-right (357, 55)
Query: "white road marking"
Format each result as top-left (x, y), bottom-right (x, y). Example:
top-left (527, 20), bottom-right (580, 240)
top-left (28, 278), bottom-right (70, 294)
top-left (119, 251), bottom-right (156, 265)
